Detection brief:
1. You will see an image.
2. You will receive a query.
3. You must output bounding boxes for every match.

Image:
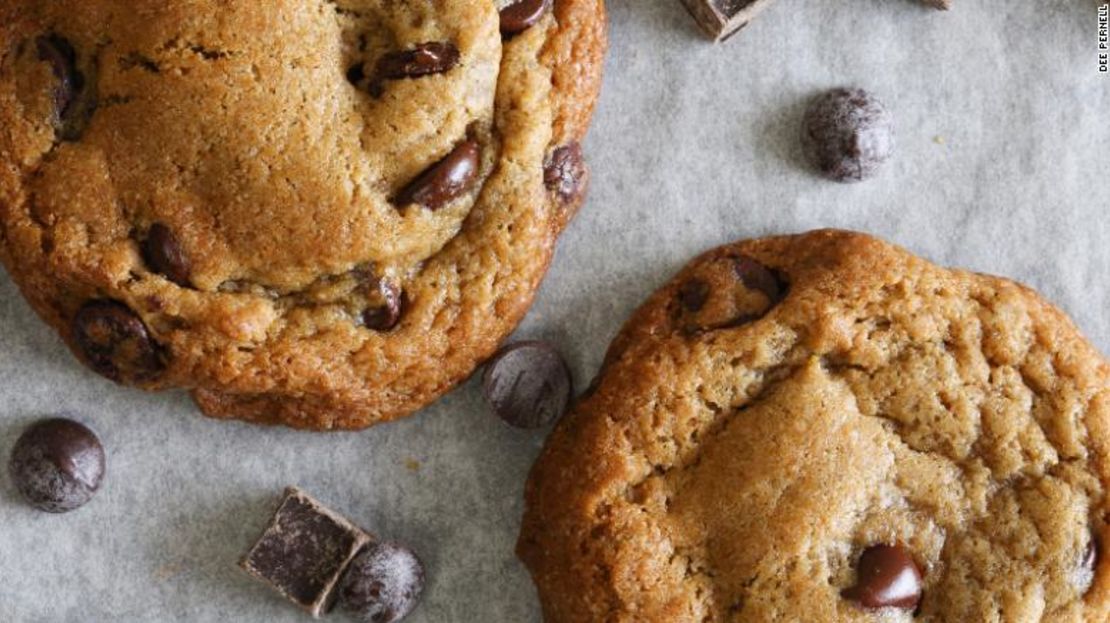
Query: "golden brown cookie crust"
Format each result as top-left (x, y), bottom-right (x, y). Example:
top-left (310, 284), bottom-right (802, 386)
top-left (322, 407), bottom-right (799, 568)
top-left (518, 230), bottom-right (1110, 622)
top-left (0, 1), bottom-right (607, 430)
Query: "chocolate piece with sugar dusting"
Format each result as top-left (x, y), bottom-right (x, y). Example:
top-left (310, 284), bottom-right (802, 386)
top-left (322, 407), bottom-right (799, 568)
top-left (240, 487), bottom-right (372, 618)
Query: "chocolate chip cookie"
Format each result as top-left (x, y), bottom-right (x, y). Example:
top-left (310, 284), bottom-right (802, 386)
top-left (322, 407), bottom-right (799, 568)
top-left (519, 230), bottom-right (1110, 621)
top-left (0, 1), bottom-right (606, 429)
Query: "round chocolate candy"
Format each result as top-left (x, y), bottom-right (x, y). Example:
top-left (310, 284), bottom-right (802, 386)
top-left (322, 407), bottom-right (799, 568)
top-left (801, 87), bottom-right (894, 183)
top-left (482, 341), bottom-right (573, 429)
top-left (8, 417), bottom-right (106, 513)
top-left (339, 541), bottom-right (425, 623)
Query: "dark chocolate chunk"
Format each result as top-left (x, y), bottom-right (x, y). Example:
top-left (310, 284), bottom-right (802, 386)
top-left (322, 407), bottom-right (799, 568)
top-left (801, 88), bottom-right (894, 183)
top-left (734, 255), bottom-right (786, 306)
top-left (842, 544), bottom-right (923, 610)
top-left (363, 279), bottom-right (403, 332)
top-left (339, 542), bottom-right (426, 623)
top-left (241, 488), bottom-right (372, 618)
top-left (141, 223), bottom-right (192, 287)
top-left (500, 0), bottom-right (552, 35)
top-left (8, 417), bottom-right (106, 513)
top-left (393, 140), bottom-right (480, 210)
top-left (35, 34), bottom-right (96, 141)
top-left (482, 341), bottom-right (573, 429)
top-left (543, 142), bottom-right (587, 205)
top-left (72, 300), bottom-right (165, 383)
top-left (680, 0), bottom-right (778, 42)
top-left (368, 42), bottom-right (461, 96)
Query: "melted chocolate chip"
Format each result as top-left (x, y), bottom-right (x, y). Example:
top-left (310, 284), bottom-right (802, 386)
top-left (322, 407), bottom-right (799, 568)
top-left (363, 279), bottom-right (403, 332)
top-left (141, 223), bottom-right (192, 287)
top-left (393, 140), bottom-right (480, 210)
top-left (482, 341), bottom-right (573, 429)
top-left (677, 256), bottom-right (788, 334)
top-left (842, 544), bottom-right (923, 610)
top-left (8, 417), bottom-right (106, 513)
top-left (734, 255), bottom-right (786, 305)
top-left (347, 63), bottom-right (366, 86)
top-left (35, 34), bottom-right (96, 141)
top-left (369, 42), bottom-right (460, 96)
top-left (72, 300), bottom-right (164, 383)
top-left (678, 279), bottom-right (710, 312)
top-left (544, 142), bottom-right (587, 204)
top-left (339, 542), bottom-right (426, 623)
top-left (36, 35), bottom-right (79, 119)
top-left (500, 0), bottom-right (552, 35)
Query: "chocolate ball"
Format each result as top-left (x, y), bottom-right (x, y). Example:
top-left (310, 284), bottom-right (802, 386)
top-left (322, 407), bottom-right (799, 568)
top-left (8, 417), bottom-right (105, 513)
top-left (339, 541), bottom-right (425, 623)
top-left (802, 88), bottom-right (894, 183)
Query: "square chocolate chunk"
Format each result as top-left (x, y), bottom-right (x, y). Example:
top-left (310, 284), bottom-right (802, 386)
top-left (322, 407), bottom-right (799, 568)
top-left (240, 487), bottom-right (371, 618)
top-left (680, 0), bottom-right (779, 42)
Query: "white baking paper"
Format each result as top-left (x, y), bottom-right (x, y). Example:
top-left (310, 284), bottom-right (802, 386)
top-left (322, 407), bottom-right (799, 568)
top-left (2, 1), bottom-right (1108, 620)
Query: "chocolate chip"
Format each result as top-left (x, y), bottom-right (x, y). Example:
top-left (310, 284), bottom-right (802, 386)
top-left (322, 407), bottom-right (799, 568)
top-left (35, 34), bottom-right (96, 141)
top-left (678, 279), bottom-right (710, 312)
top-left (734, 255), bottom-right (785, 305)
top-left (240, 488), bottom-right (371, 618)
top-left (141, 223), bottom-right (192, 287)
top-left (500, 0), bottom-right (551, 35)
top-left (482, 341), bottom-right (573, 429)
top-left (677, 255), bottom-right (788, 334)
top-left (802, 88), bottom-right (894, 183)
top-left (680, 0), bottom-right (766, 42)
top-left (842, 544), bottom-right (923, 610)
top-left (8, 417), bottom-right (105, 513)
top-left (347, 63), bottom-right (366, 86)
top-left (393, 140), bottom-right (480, 211)
top-left (368, 42), bottom-right (460, 96)
top-left (363, 279), bottom-right (403, 332)
top-left (72, 300), bottom-right (164, 383)
top-left (544, 142), bottom-right (587, 204)
top-left (339, 542), bottom-right (426, 623)
top-left (36, 36), bottom-right (79, 120)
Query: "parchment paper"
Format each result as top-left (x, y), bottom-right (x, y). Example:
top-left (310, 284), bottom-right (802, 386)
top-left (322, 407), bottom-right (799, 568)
top-left (2, 1), bottom-right (1108, 621)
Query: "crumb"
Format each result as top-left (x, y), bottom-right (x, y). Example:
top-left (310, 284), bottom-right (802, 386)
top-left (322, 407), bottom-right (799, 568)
top-left (153, 561), bottom-right (184, 582)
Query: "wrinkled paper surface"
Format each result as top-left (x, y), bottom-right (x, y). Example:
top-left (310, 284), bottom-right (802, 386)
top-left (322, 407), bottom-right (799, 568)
top-left (2, 1), bottom-right (1108, 620)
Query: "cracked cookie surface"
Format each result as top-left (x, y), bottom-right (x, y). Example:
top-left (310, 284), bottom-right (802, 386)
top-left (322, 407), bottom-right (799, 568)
top-left (518, 230), bottom-right (1110, 622)
top-left (0, 0), bottom-right (606, 429)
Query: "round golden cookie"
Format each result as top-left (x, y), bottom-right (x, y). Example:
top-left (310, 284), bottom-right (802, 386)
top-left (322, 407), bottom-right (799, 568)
top-left (0, 0), bottom-right (606, 429)
top-left (519, 230), bottom-right (1110, 622)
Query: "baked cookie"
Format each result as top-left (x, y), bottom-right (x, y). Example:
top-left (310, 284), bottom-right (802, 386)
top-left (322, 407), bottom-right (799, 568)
top-left (0, 0), bottom-right (606, 429)
top-left (519, 230), bottom-right (1110, 621)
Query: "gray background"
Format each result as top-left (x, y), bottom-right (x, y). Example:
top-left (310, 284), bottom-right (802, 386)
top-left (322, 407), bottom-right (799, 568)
top-left (1, 1), bottom-right (1107, 621)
